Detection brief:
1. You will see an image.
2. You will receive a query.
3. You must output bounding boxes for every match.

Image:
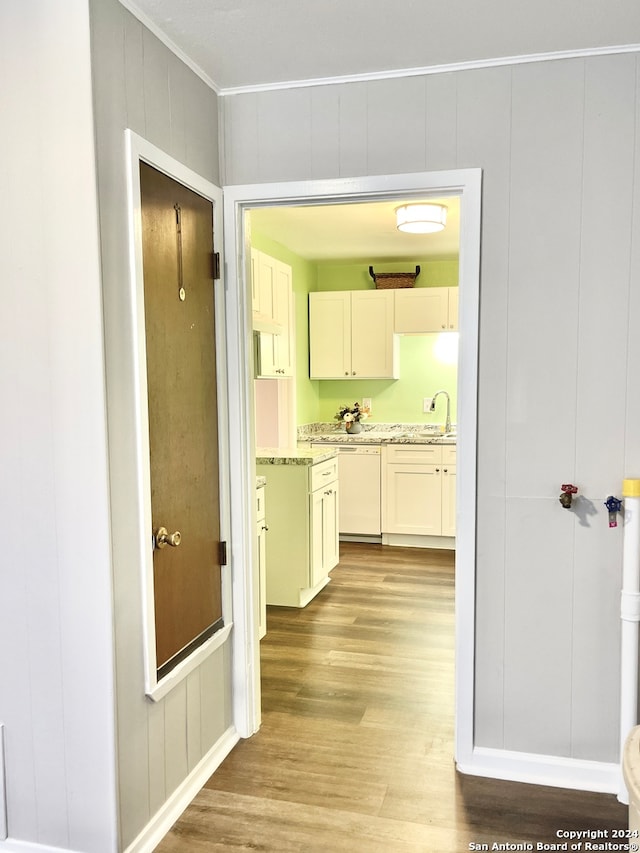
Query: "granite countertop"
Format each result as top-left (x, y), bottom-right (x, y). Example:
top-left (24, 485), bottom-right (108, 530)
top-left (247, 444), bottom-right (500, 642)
top-left (296, 423), bottom-right (457, 446)
top-left (256, 475), bottom-right (267, 487)
top-left (256, 446), bottom-right (338, 466)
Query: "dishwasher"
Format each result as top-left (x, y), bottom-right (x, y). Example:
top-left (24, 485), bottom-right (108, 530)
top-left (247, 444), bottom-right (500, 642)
top-left (312, 443), bottom-right (381, 538)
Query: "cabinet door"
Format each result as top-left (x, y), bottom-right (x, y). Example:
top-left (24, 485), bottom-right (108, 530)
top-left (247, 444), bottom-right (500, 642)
top-left (383, 463), bottom-right (442, 535)
top-left (309, 487), bottom-right (325, 587)
top-left (250, 247), bottom-right (261, 313)
top-left (322, 485), bottom-right (339, 575)
top-left (309, 484), bottom-right (339, 587)
top-left (394, 287), bottom-right (449, 333)
top-left (255, 255), bottom-right (293, 377)
top-left (350, 290), bottom-right (397, 378)
top-left (256, 519), bottom-right (267, 638)
top-left (441, 465), bottom-right (456, 537)
top-left (309, 291), bottom-right (351, 378)
top-left (274, 260), bottom-right (294, 376)
top-left (447, 287), bottom-right (459, 331)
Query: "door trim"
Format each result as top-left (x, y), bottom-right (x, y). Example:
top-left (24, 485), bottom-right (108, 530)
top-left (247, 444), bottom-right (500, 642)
top-left (124, 130), bottom-right (233, 702)
top-left (223, 168), bottom-right (482, 760)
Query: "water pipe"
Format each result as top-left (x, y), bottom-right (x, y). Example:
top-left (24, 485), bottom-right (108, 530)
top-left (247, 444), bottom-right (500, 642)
top-left (619, 478), bottom-right (640, 803)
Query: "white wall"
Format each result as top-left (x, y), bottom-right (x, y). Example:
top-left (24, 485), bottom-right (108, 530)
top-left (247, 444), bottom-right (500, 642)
top-left (88, 1), bottom-right (233, 849)
top-left (222, 54), bottom-right (640, 765)
top-left (0, 1), bottom-right (118, 851)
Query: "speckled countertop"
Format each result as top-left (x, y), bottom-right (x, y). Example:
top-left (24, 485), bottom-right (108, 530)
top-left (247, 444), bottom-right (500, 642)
top-left (256, 475), bottom-right (267, 487)
top-left (296, 422), bottom-right (457, 446)
top-left (256, 446), bottom-right (338, 466)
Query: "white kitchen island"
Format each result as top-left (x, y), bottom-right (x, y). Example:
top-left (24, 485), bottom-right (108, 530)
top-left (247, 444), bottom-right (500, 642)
top-left (256, 446), bottom-right (339, 607)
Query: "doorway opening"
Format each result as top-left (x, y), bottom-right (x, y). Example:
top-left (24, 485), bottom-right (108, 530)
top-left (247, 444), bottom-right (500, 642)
top-left (222, 170), bottom-right (481, 770)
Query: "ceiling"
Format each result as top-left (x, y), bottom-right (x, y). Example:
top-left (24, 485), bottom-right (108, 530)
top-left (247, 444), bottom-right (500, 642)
top-left (124, 0), bottom-right (640, 92)
top-left (121, 0), bottom-right (638, 261)
top-left (249, 197), bottom-right (459, 263)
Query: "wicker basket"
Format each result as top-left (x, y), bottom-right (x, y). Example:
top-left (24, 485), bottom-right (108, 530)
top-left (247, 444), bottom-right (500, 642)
top-left (368, 266), bottom-right (420, 289)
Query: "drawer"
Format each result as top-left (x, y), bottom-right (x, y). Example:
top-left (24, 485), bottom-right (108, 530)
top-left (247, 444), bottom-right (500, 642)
top-left (442, 445), bottom-right (457, 464)
top-left (384, 444), bottom-right (442, 465)
top-left (310, 456), bottom-right (339, 491)
top-left (256, 485), bottom-right (266, 522)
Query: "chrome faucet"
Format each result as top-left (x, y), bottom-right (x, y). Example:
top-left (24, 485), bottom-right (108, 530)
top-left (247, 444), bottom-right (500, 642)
top-left (432, 390), bottom-right (451, 434)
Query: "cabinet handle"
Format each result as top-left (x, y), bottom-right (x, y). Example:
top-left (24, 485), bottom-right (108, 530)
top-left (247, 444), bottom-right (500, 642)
top-left (435, 468), bottom-right (440, 473)
top-left (443, 468), bottom-right (448, 473)
top-left (322, 471), bottom-right (332, 476)
top-left (352, 371), bottom-right (356, 375)
top-left (344, 371), bottom-right (349, 375)
top-left (324, 489), bottom-right (333, 495)
top-left (261, 524), bottom-right (269, 531)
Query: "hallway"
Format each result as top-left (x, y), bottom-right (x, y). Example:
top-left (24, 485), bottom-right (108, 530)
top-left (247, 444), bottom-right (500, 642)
top-left (155, 543), bottom-right (626, 851)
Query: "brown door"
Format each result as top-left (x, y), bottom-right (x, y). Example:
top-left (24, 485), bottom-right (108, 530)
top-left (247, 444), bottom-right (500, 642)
top-left (139, 162), bottom-right (223, 678)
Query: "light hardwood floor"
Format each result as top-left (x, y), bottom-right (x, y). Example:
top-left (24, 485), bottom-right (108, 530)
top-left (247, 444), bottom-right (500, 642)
top-left (155, 542), bottom-right (626, 852)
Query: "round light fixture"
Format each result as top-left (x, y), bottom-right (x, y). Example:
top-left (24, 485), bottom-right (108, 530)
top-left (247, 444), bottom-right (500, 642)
top-left (395, 203), bottom-right (447, 234)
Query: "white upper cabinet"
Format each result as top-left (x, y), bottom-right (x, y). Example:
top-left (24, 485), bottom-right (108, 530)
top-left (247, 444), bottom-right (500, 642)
top-left (394, 286), bottom-right (459, 333)
top-left (309, 290), bottom-right (398, 379)
top-left (253, 249), bottom-right (294, 377)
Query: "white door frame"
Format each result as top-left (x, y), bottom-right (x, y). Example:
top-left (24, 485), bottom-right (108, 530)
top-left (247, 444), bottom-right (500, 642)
top-left (224, 169), bottom-right (482, 770)
top-left (124, 130), bottom-right (234, 702)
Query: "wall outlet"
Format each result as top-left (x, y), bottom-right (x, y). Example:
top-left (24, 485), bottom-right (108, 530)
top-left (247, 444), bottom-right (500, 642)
top-left (423, 397), bottom-right (434, 413)
top-left (362, 397), bottom-right (372, 412)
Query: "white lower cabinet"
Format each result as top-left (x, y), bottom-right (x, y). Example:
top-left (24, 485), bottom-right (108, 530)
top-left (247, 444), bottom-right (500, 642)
top-left (256, 484), bottom-right (268, 638)
top-left (382, 444), bottom-right (456, 540)
top-left (256, 455), bottom-right (339, 607)
top-left (310, 481), bottom-right (339, 587)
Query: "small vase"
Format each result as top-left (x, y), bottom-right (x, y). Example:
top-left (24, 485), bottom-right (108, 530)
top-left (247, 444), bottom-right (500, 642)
top-left (346, 421), bottom-right (362, 434)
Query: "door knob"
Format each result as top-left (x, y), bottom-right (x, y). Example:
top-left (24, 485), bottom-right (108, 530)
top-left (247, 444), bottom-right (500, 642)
top-left (154, 526), bottom-right (182, 549)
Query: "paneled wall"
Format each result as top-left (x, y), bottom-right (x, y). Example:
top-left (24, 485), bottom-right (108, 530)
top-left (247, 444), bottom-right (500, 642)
top-left (223, 54), bottom-right (640, 763)
top-left (0, 1), bottom-right (118, 851)
top-left (89, 1), bottom-right (231, 848)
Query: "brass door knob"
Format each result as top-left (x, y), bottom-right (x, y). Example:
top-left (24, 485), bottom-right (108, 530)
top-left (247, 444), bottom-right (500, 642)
top-left (154, 526), bottom-right (182, 549)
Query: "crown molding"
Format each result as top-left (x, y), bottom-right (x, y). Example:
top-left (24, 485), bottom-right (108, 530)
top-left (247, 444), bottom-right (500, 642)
top-left (117, 0), bottom-right (221, 94)
top-left (220, 43), bottom-right (640, 96)
top-left (113, 3), bottom-right (640, 100)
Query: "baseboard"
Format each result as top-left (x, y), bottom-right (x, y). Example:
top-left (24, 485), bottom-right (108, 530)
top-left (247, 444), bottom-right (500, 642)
top-left (381, 533), bottom-right (455, 550)
top-left (123, 724), bottom-right (240, 853)
top-left (458, 746), bottom-right (619, 795)
top-left (339, 534), bottom-right (382, 544)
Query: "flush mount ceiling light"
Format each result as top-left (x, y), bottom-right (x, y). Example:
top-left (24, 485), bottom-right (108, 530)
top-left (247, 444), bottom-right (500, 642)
top-left (395, 203), bottom-right (447, 234)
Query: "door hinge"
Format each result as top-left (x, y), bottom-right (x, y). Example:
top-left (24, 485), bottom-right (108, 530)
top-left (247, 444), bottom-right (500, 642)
top-left (219, 540), bottom-right (228, 566)
top-left (212, 251), bottom-right (221, 281)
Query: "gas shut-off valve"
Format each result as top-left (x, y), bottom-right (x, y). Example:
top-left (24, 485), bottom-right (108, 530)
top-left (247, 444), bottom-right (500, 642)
top-left (559, 483), bottom-right (578, 509)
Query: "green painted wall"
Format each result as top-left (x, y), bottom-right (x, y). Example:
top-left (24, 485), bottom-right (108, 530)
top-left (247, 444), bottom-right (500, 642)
top-left (316, 258), bottom-right (458, 291)
top-left (250, 231), bottom-right (320, 424)
top-left (250, 238), bottom-right (459, 427)
top-left (317, 334), bottom-right (458, 426)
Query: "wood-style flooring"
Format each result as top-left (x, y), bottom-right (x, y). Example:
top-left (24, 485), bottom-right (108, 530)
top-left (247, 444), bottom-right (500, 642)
top-left (155, 542), bottom-right (626, 852)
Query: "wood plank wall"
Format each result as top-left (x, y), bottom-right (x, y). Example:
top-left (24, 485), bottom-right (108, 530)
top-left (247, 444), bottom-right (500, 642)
top-left (222, 54), bottom-right (640, 765)
top-left (89, 0), bottom-right (231, 849)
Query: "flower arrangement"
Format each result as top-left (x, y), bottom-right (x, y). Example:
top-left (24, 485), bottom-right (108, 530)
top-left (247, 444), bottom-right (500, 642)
top-left (335, 401), bottom-right (370, 424)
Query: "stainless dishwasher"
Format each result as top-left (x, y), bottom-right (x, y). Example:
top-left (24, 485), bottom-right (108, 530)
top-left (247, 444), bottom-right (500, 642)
top-left (312, 443), bottom-right (381, 538)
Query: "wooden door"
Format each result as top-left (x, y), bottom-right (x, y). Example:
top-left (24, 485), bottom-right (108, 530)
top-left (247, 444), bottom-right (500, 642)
top-left (140, 162), bottom-right (223, 678)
